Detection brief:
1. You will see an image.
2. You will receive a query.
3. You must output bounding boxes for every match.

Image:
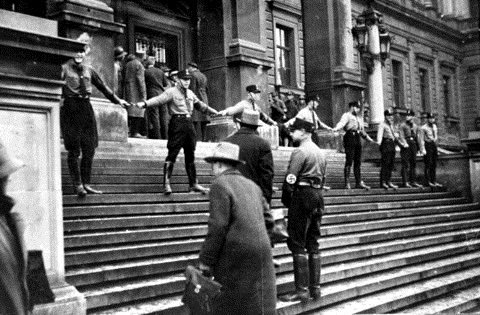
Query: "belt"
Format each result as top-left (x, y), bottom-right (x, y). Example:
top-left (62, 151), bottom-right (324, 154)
top-left (297, 181), bottom-right (323, 189)
top-left (346, 130), bottom-right (360, 135)
top-left (382, 138), bottom-right (395, 141)
top-left (66, 95), bottom-right (90, 99)
top-left (407, 137), bottom-right (415, 140)
top-left (171, 114), bottom-right (191, 118)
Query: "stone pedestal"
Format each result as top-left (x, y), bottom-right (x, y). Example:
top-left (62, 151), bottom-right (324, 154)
top-left (0, 12), bottom-right (86, 314)
top-left (461, 134), bottom-right (480, 202)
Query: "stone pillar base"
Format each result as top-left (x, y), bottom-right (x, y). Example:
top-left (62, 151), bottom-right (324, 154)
top-left (33, 283), bottom-right (86, 315)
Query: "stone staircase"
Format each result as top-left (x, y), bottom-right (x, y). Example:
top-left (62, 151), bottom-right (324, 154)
top-left (61, 140), bottom-right (480, 314)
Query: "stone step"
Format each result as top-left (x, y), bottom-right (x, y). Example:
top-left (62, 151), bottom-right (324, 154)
top-left (65, 215), bottom-right (480, 268)
top-left (63, 203), bottom-right (478, 232)
top-left (87, 248), bottom-right (480, 314)
top-left (396, 283), bottom-right (480, 314)
top-left (63, 196), bottom-right (466, 218)
top-left (62, 188), bottom-right (449, 206)
top-left (277, 251), bottom-right (480, 314)
top-left (63, 206), bottom-right (479, 248)
top-left (66, 226), bottom-right (480, 288)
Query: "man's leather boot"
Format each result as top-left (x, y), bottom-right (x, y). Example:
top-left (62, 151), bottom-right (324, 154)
top-left (163, 162), bottom-right (174, 195)
top-left (67, 153), bottom-right (86, 197)
top-left (308, 253), bottom-right (321, 300)
top-left (344, 167), bottom-right (351, 189)
top-left (387, 182), bottom-right (398, 189)
top-left (356, 181), bottom-right (370, 190)
top-left (186, 163), bottom-right (209, 194)
top-left (280, 254), bottom-right (310, 302)
top-left (83, 184), bottom-right (103, 194)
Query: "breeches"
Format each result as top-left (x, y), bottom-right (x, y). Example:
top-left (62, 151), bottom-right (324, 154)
top-left (287, 187), bottom-right (324, 254)
top-left (166, 116), bottom-right (197, 164)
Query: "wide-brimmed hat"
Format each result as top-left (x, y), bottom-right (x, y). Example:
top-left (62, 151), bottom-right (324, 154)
top-left (235, 109), bottom-right (261, 126)
top-left (0, 141), bottom-right (24, 178)
top-left (289, 118), bottom-right (315, 133)
top-left (246, 84), bottom-right (261, 93)
top-left (205, 142), bottom-right (245, 165)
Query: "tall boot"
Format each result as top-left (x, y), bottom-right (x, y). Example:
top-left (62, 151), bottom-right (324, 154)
top-left (308, 253), bottom-right (321, 300)
top-left (186, 163), bottom-right (209, 194)
top-left (344, 167), bottom-right (351, 189)
top-left (280, 254), bottom-right (310, 302)
top-left (81, 152), bottom-right (103, 194)
top-left (354, 165), bottom-right (370, 190)
top-left (67, 152), bottom-right (86, 197)
top-left (163, 162), bottom-right (174, 195)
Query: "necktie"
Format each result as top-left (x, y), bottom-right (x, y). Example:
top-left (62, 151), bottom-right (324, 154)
top-left (311, 110), bottom-right (317, 129)
top-left (76, 64), bottom-right (88, 96)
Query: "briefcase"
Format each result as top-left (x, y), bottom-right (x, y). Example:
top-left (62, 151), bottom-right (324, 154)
top-left (182, 265), bottom-right (222, 315)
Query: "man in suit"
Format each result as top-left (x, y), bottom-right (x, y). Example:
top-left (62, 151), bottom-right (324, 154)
top-left (124, 52), bottom-right (147, 138)
top-left (188, 62), bottom-right (210, 142)
top-left (144, 56), bottom-right (168, 139)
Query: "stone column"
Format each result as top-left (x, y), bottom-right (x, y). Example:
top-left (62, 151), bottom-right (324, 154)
top-left (0, 9), bottom-right (86, 314)
top-left (367, 22), bottom-right (384, 125)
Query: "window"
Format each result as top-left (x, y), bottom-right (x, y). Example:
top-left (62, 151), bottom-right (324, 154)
top-left (442, 75), bottom-right (451, 116)
top-left (419, 68), bottom-right (430, 112)
top-left (0, 0), bottom-right (46, 17)
top-left (275, 25), bottom-right (294, 87)
top-left (134, 28), bottom-right (179, 69)
top-left (439, 0), bottom-right (470, 18)
top-left (392, 60), bottom-right (404, 108)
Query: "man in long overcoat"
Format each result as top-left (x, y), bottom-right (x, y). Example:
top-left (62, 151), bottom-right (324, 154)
top-left (124, 53), bottom-right (147, 138)
top-left (188, 62), bottom-right (210, 142)
top-left (199, 142), bottom-right (277, 314)
top-left (144, 56), bottom-right (168, 139)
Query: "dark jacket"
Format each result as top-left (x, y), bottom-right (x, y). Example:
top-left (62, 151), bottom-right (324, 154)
top-left (124, 55), bottom-right (147, 117)
top-left (199, 169), bottom-right (277, 314)
top-left (225, 127), bottom-right (274, 203)
top-left (0, 195), bottom-right (30, 315)
top-left (189, 68), bottom-right (210, 122)
top-left (144, 66), bottom-right (168, 99)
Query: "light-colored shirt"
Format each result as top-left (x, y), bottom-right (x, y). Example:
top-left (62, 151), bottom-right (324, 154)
top-left (333, 112), bottom-right (364, 132)
top-left (145, 84), bottom-right (211, 115)
top-left (418, 123), bottom-right (438, 152)
top-left (225, 99), bottom-right (274, 125)
top-left (285, 107), bottom-right (330, 130)
top-left (376, 121), bottom-right (398, 145)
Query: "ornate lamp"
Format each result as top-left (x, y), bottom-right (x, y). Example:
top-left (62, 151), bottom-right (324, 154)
top-left (379, 27), bottom-right (392, 62)
top-left (352, 17), bottom-right (368, 54)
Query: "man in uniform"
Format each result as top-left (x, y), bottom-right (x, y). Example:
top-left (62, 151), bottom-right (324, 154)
top-left (218, 84), bottom-right (277, 127)
top-left (280, 118), bottom-right (326, 302)
top-left (332, 101), bottom-right (376, 190)
top-left (61, 40), bottom-right (129, 196)
top-left (136, 70), bottom-right (218, 195)
top-left (377, 108), bottom-right (401, 189)
top-left (418, 113), bottom-right (443, 188)
top-left (188, 62), bottom-right (210, 142)
top-left (285, 96), bottom-right (333, 147)
top-left (398, 109), bottom-right (423, 188)
top-left (284, 90), bottom-right (299, 121)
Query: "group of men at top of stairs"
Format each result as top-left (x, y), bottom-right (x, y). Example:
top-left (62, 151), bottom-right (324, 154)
top-left (333, 100), bottom-right (443, 191)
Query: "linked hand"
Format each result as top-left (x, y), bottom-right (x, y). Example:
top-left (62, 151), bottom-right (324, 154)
top-left (136, 101), bottom-right (146, 109)
top-left (218, 110), bottom-right (228, 116)
top-left (119, 99), bottom-right (130, 109)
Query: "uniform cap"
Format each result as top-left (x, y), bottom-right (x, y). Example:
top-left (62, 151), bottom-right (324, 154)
top-left (168, 70), bottom-right (179, 79)
top-left (289, 118), bottom-right (315, 133)
top-left (177, 69), bottom-right (192, 80)
top-left (384, 108), bottom-right (394, 116)
top-left (205, 142), bottom-right (245, 165)
top-left (349, 101), bottom-right (361, 108)
top-left (246, 85), bottom-right (261, 93)
top-left (114, 46), bottom-right (127, 59)
top-left (0, 140), bottom-right (25, 178)
top-left (187, 62), bottom-right (198, 68)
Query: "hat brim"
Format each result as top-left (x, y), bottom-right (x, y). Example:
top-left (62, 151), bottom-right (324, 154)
top-left (234, 117), bottom-right (262, 126)
top-left (204, 157), bottom-right (245, 165)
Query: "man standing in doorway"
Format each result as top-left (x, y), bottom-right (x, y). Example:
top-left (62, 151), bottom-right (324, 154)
top-left (188, 62), bottom-right (210, 142)
top-left (124, 52), bottom-right (147, 138)
top-left (144, 56), bottom-right (168, 139)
